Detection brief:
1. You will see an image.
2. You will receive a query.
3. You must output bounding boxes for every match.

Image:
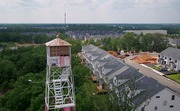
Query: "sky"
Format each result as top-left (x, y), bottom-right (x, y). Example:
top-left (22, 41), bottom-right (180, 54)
top-left (0, 0), bottom-right (180, 23)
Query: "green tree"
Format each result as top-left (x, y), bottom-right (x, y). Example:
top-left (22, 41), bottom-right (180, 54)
top-left (101, 37), bottom-right (112, 50)
top-left (66, 38), bottom-right (82, 54)
top-left (0, 59), bottom-right (17, 89)
top-left (0, 72), bottom-right (45, 111)
top-left (140, 33), bottom-right (168, 52)
top-left (123, 33), bottom-right (138, 51)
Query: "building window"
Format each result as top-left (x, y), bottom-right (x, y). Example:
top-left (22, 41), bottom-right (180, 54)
top-left (141, 107), bottom-right (144, 111)
top-left (171, 95), bottom-right (175, 100)
top-left (163, 101), bottom-right (167, 106)
top-left (154, 106), bottom-right (158, 110)
top-left (118, 81), bottom-right (121, 85)
top-left (156, 96), bottom-right (160, 98)
top-left (102, 68), bottom-right (105, 74)
top-left (170, 105), bottom-right (174, 108)
top-left (113, 78), bottom-right (117, 86)
top-left (175, 60), bottom-right (177, 63)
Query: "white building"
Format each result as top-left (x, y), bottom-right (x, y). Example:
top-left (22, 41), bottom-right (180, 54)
top-left (137, 88), bottom-right (180, 111)
top-left (124, 30), bottom-right (167, 35)
top-left (158, 47), bottom-right (180, 72)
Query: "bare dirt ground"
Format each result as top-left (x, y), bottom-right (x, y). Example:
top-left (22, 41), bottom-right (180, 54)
top-left (15, 43), bottom-right (42, 47)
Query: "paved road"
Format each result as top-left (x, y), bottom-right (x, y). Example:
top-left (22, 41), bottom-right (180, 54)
top-left (125, 57), bottom-right (180, 94)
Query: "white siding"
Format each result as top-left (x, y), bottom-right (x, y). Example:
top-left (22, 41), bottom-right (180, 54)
top-left (177, 60), bottom-right (180, 72)
top-left (164, 55), bottom-right (169, 65)
top-left (158, 54), bottom-right (180, 72)
top-left (137, 88), bottom-right (180, 111)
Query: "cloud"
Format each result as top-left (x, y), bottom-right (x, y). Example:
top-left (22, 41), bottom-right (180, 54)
top-left (135, 0), bottom-right (170, 5)
top-left (0, 0), bottom-right (22, 7)
top-left (0, 0), bottom-right (180, 23)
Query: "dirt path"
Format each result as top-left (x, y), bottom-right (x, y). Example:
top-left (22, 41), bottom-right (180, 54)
top-left (15, 43), bottom-right (42, 47)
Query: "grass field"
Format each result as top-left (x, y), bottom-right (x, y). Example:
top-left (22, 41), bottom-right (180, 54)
top-left (166, 74), bottom-right (180, 84)
top-left (151, 65), bottom-right (163, 71)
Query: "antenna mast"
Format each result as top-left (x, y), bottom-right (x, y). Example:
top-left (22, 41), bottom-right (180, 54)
top-left (64, 2), bottom-right (67, 28)
top-left (64, 12), bottom-right (66, 27)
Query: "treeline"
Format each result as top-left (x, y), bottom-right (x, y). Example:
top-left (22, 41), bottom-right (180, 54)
top-left (84, 33), bottom-right (169, 52)
top-left (0, 32), bottom-right (54, 43)
top-left (66, 24), bottom-right (123, 31)
top-left (0, 31), bottom-right (74, 45)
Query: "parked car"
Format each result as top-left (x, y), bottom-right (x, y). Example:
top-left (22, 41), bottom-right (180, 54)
top-left (159, 68), bottom-right (167, 72)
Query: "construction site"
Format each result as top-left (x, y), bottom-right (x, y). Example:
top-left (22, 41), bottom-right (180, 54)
top-left (133, 52), bottom-right (158, 64)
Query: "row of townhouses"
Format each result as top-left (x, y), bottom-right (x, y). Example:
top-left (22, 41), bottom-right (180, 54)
top-left (81, 44), bottom-right (180, 111)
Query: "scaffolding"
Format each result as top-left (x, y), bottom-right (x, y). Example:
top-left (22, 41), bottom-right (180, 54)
top-left (45, 38), bottom-right (75, 111)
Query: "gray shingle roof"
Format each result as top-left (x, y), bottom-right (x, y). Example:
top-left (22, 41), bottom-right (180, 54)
top-left (83, 45), bottom-right (109, 63)
top-left (92, 52), bottom-right (108, 63)
top-left (102, 58), bottom-right (126, 77)
top-left (131, 76), bottom-right (165, 106)
top-left (108, 66), bottom-right (130, 80)
top-left (113, 68), bottom-right (143, 90)
top-left (97, 56), bottom-right (114, 68)
top-left (114, 71), bottom-right (165, 106)
top-left (160, 47), bottom-right (180, 59)
top-left (82, 44), bottom-right (96, 52)
top-left (115, 67), bottom-right (142, 80)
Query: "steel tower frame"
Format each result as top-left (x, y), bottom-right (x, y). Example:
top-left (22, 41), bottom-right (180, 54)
top-left (45, 38), bottom-right (75, 111)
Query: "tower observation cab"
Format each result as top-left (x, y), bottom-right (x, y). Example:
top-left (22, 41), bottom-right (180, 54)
top-left (45, 38), bottom-right (75, 111)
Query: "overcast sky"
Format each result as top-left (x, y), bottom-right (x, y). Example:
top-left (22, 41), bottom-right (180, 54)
top-left (0, 0), bottom-right (180, 23)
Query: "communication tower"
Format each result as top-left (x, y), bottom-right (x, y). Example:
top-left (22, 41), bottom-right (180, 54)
top-left (45, 37), bottom-right (75, 111)
top-left (64, 12), bottom-right (66, 27)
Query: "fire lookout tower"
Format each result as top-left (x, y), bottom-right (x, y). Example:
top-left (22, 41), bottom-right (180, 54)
top-left (45, 38), bottom-right (75, 111)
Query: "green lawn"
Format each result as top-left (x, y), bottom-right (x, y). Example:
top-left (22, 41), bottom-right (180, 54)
top-left (166, 74), bottom-right (180, 84)
top-left (151, 65), bottom-right (163, 71)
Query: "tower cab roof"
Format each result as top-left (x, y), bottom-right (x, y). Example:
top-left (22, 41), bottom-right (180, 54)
top-left (45, 38), bottom-right (71, 47)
